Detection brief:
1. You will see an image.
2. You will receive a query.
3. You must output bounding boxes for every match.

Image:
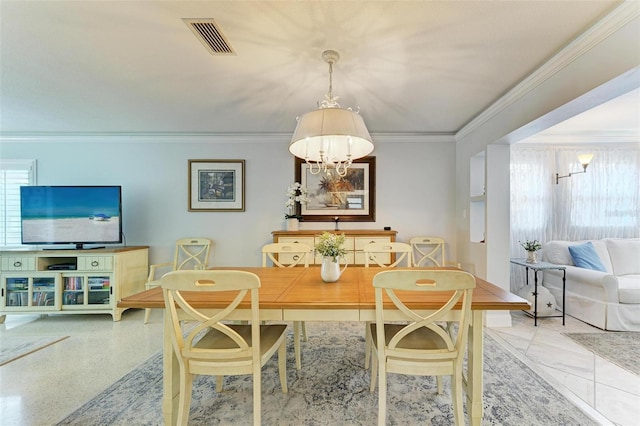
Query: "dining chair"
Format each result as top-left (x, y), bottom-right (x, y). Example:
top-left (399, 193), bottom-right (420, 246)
top-left (144, 237), bottom-right (212, 323)
top-left (368, 269), bottom-right (475, 426)
top-left (161, 269), bottom-right (288, 426)
top-left (261, 242), bottom-right (312, 370)
top-left (409, 236), bottom-right (446, 267)
top-left (362, 241), bottom-right (413, 369)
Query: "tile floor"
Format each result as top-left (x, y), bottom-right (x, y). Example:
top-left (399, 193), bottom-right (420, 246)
top-left (488, 311), bottom-right (640, 426)
top-left (0, 308), bottom-right (638, 425)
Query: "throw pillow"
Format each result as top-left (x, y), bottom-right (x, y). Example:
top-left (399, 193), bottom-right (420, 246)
top-left (568, 242), bottom-right (607, 272)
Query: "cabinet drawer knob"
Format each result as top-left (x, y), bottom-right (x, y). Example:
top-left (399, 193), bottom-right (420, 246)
top-left (293, 255), bottom-right (300, 261)
top-left (13, 261), bottom-right (22, 267)
top-left (91, 260), bottom-right (99, 267)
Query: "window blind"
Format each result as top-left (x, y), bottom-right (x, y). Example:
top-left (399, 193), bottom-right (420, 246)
top-left (0, 160), bottom-right (36, 247)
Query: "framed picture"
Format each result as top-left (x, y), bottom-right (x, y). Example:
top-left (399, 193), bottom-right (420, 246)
top-left (188, 159), bottom-right (245, 212)
top-left (295, 156), bottom-right (375, 222)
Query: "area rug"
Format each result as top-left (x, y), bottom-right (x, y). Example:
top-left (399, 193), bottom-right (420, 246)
top-left (58, 322), bottom-right (597, 425)
top-left (564, 331), bottom-right (640, 375)
top-left (0, 335), bottom-right (69, 366)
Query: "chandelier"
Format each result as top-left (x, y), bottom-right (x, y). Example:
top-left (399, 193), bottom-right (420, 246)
top-left (289, 50), bottom-right (374, 176)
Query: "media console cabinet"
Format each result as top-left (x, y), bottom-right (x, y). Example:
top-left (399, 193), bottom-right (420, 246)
top-left (272, 229), bottom-right (397, 265)
top-left (0, 246), bottom-right (148, 322)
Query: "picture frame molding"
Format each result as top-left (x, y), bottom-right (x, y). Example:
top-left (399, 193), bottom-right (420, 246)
top-left (188, 159), bottom-right (245, 212)
top-left (294, 156), bottom-right (376, 222)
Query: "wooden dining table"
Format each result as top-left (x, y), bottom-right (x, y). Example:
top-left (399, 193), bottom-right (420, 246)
top-left (118, 266), bottom-right (529, 426)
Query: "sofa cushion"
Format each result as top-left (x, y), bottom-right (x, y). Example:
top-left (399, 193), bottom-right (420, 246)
top-left (605, 238), bottom-right (640, 276)
top-left (568, 242), bottom-right (607, 272)
top-left (617, 275), bottom-right (640, 304)
top-left (544, 241), bottom-right (575, 265)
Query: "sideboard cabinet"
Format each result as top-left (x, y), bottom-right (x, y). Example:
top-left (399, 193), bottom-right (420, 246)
top-left (272, 229), bottom-right (397, 265)
top-left (0, 246), bottom-right (148, 322)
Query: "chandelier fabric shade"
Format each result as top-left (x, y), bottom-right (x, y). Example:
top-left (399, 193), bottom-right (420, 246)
top-left (288, 107), bottom-right (374, 162)
top-left (289, 49), bottom-right (374, 176)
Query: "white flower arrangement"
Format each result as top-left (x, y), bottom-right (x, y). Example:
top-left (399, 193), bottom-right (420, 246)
top-left (314, 232), bottom-right (348, 261)
top-left (285, 182), bottom-right (309, 219)
top-left (520, 240), bottom-right (542, 252)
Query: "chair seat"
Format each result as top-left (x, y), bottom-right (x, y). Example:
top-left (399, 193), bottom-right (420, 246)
top-left (370, 324), bottom-right (449, 350)
top-left (194, 324), bottom-right (288, 355)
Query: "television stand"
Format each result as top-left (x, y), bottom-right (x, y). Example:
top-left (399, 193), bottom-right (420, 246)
top-left (0, 246), bottom-right (148, 322)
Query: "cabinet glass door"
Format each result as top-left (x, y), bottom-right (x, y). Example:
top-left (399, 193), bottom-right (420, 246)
top-left (63, 276), bottom-right (84, 306)
top-left (62, 275), bottom-right (112, 308)
top-left (32, 277), bottom-right (56, 306)
top-left (87, 276), bottom-right (111, 305)
top-left (5, 277), bottom-right (29, 307)
top-left (3, 275), bottom-right (57, 308)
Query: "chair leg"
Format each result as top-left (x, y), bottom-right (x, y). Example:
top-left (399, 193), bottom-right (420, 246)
top-left (451, 367), bottom-right (464, 426)
top-left (216, 376), bottom-right (224, 392)
top-left (278, 340), bottom-right (288, 393)
top-left (364, 321), bottom-right (371, 369)
top-left (377, 357), bottom-right (387, 426)
top-left (369, 347), bottom-right (378, 393)
top-left (253, 363), bottom-right (261, 426)
top-left (177, 369), bottom-right (193, 426)
top-left (143, 308), bottom-right (151, 324)
top-left (294, 321), bottom-right (302, 370)
top-left (436, 376), bottom-right (443, 394)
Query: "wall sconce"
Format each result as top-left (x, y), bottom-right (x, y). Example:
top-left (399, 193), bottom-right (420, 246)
top-left (555, 153), bottom-right (594, 184)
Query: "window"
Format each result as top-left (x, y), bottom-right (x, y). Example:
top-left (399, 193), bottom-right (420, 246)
top-left (0, 160), bottom-right (36, 247)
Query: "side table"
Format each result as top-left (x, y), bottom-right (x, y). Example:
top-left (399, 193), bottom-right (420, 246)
top-left (510, 258), bottom-right (566, 326)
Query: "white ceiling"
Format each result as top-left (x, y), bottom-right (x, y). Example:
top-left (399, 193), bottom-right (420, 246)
top-left (521, 87), bottom-right (640, 143)
top-left (0, 0), bottom-right (634, 137)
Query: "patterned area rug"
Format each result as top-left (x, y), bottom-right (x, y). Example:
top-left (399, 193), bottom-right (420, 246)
top-left (58, 322), bottom-right (597, 425)
top-left (564, 331), bottom-right (640, 375)
top-left (0, 335), bottom-right (69, 366)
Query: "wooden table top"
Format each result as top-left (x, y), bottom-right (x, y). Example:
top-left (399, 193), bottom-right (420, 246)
top-left (118, 266), bottom-right (529, 311)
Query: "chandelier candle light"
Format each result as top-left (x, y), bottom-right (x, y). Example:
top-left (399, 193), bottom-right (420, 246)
top-left (289, 50), bottom-right (374, 177)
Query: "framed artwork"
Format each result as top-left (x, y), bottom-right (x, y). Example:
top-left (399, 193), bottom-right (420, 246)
top-left (295, 156), bottom-right (375, 222)
top-left (188, 159), bottom-right (245, 212)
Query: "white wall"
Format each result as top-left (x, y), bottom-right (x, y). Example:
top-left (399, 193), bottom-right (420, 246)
top-left (454, 4), bottom-right (639, 326)
top-left (1, 135), bottom-right (456, 266)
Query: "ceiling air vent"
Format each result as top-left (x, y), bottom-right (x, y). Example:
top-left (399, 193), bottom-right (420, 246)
top-left (183, 18), bottom-right (235, 55)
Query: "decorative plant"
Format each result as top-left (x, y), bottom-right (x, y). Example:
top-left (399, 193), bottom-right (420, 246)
top-left (285, 182), bottom-right (309, 219)
top-left (520, 240), bottom-right (542, 252)
top-left (314, 232), bottom-right (348, 261)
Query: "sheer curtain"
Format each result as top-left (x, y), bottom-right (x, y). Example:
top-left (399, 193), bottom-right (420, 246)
top-left (510, 144), bottom-right (640, 292)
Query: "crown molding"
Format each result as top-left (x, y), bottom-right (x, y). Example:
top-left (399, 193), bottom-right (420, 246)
top-left (520, 129), bottom-right (640, 144)
top-left (0, 131), bottom-right (455, 144)
top-left (456, 1), bottom-right (640, 141)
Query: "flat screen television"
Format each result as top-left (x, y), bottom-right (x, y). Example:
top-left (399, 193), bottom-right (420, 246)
top-left (20, 185), bottom-right (122, 249)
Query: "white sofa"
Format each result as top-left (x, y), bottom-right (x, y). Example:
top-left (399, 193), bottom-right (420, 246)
top-left (542, 238), bottom-right (640, 331)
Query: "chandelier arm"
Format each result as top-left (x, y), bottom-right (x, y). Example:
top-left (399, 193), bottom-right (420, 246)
top-left (334, 161), bottom-right (349, 177)
top-left (306, 160), bottom-right (323, 175)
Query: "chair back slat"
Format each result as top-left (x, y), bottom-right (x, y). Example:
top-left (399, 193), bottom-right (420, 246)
top-left (374, 270), bottom-right (475, 359)
top-left (409, 236), bottom-right (445, 267)
top-left (173, 238), bottom-right (213, 270)
top-left (162, 270), bottom-right (260, 361)
top-left (262, 242), bottom-right (312, 268)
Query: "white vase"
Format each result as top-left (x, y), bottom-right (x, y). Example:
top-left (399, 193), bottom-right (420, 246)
top-left (286, 218), bottom-right (299, 231)
top-left (526, 251), bottom-right (538, 263)
top-left (320, 256), bottom-right (347, 283)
